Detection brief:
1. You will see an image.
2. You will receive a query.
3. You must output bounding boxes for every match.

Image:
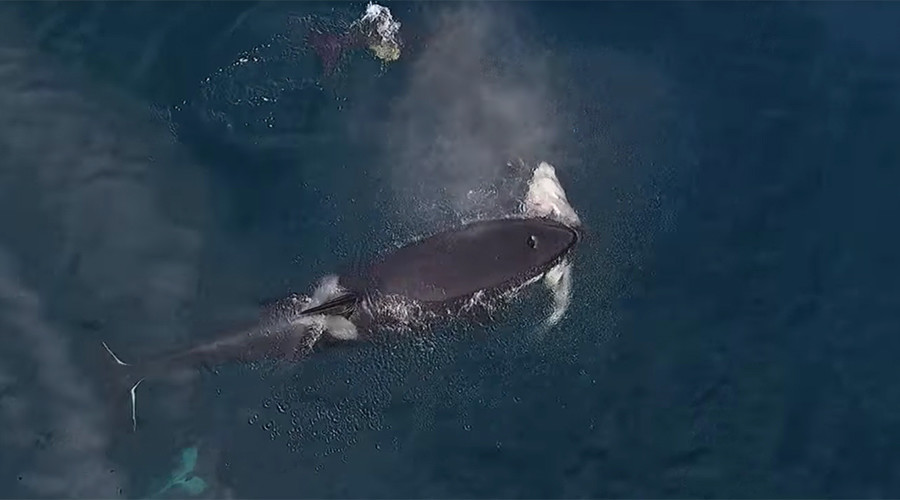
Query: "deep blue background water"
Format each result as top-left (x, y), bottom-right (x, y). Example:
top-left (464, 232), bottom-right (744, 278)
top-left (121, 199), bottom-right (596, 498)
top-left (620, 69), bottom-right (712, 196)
top-left (1, 1), bottom-right (900, 498)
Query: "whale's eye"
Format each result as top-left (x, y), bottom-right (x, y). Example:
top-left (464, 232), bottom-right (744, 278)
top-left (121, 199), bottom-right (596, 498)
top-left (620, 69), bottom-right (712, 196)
top-left (527, 235), bottom-right (538, 249)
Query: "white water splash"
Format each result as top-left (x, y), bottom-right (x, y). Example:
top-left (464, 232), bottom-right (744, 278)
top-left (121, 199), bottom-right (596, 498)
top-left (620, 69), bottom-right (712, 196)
top-left (521, 161), bottom-right (580, 329)
top-left (355, 3), bottom-right (402, 62)
top-left (522, 161), bottom-right (582, 228)
top-left (308, 275), bottom-right (346, 307)
top-left (543, 259), bottom-right (573, 327)
top-left (291, 275), bottom-right (360, 341)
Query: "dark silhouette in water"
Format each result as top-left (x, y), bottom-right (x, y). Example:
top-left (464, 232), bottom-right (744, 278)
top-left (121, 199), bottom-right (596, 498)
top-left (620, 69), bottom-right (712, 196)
top-left (102, 216), bottom-right (580, 430)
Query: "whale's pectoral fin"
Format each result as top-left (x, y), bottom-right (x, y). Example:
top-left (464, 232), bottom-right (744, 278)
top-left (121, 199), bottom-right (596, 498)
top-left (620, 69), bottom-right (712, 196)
top-left (298, 292), bottom-right (359, 318)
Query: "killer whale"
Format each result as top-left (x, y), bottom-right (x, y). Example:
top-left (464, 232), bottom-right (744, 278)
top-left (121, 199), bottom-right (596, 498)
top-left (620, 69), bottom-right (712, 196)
top-left (102, 215), bottom-right (580, 430)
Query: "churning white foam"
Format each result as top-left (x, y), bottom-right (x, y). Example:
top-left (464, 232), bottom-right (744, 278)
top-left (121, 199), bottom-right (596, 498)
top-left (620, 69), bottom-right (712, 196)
top-left (521, 161), bottom-right (580, 329)
top-left (543, 259), bottom-right (573, 327)
top-left (522, 161), bottom-right (582, 228)
top-left (291, 275), bottom-right (360, 342)
top-left (355, 3), bottom-right (402, 62)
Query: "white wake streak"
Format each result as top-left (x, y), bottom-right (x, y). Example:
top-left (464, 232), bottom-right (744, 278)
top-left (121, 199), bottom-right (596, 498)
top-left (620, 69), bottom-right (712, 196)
top-left (521, 161), bottom-right (581, 329)
top-left (544, 259), bottom-right (573, 327)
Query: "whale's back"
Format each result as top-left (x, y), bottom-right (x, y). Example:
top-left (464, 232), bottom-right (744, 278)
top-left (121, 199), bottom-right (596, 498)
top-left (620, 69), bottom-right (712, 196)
top-left (366, 218), bottom-right (578, 304)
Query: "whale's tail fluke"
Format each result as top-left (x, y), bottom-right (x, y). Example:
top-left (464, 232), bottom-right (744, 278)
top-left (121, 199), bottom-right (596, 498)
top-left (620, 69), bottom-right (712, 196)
top-left (100, 341), bottom-right (145, 432)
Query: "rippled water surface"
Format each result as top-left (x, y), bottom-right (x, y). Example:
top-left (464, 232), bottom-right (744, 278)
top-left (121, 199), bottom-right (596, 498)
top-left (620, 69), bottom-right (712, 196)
top-left (1, 2), bottom-right (900, 498)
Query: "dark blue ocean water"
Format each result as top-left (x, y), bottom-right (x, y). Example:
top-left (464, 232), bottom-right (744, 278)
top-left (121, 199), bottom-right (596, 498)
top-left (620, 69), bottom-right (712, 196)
top-left (1, 1), bottom-right (899, 498)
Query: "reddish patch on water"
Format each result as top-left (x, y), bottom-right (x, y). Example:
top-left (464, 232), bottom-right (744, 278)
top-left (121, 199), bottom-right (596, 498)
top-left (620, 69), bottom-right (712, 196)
top-left (307, 29), bottom-right (364, 76)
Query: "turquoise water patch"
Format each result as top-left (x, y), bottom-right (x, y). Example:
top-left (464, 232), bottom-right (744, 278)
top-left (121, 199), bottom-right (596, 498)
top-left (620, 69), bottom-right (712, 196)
top-left (145, 447), bottom-right (208, 499)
